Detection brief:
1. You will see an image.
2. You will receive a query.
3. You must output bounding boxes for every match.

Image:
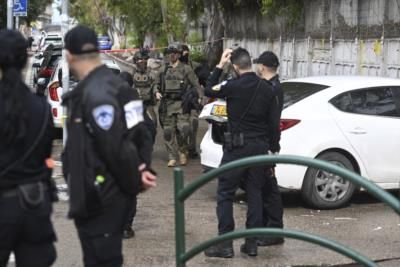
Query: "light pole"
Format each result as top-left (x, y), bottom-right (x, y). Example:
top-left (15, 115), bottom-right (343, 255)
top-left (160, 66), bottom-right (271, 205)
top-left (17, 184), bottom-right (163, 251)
top-left (7, 0), bottom-right (13, 29)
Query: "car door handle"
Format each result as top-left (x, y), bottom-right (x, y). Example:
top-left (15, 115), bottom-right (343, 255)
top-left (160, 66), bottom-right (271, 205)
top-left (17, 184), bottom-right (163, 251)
top-left (349, 128), bottom-right (367, 135)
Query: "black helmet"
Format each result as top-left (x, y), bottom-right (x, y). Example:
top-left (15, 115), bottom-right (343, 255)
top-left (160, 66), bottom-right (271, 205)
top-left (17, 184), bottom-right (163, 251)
top-left (133, 48), bottom-right (150, 62)
top-left (165, 43), bottom-right (183, 54)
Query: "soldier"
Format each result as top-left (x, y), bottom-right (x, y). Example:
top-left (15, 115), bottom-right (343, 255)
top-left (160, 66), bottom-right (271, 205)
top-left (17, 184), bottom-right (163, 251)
top-left (158, 43), bottom-right (203, 167)
top-left (131, 48), bottom-right (159, 134)
top-left (180, 45), bottom-right (202, 159)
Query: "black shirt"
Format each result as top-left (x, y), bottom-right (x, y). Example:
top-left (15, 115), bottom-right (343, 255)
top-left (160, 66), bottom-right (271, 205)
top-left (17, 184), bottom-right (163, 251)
top-left (0, 86), bottom-right (54, 190)
top-left (205, 67), bottom-right (280, 145)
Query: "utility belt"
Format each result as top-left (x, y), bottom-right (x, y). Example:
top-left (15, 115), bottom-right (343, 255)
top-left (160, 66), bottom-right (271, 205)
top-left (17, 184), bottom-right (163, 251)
top-left (223, 131), bottom-right (267, 151)
top-left (164, 92), bottom-right (182, 101)
top-left (0, 180), bottom-right (58, 208)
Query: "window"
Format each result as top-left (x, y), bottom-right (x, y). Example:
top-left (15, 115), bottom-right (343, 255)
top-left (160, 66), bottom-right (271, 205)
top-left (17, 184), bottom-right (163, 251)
top-left (281, 82), bottom-right (329, 109)
top-left (331, 87), bottom-right (400, 117)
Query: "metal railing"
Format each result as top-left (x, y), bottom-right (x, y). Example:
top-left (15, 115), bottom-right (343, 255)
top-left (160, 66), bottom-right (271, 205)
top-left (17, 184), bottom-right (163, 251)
top-left (174, 155), bottom-right (400, 267)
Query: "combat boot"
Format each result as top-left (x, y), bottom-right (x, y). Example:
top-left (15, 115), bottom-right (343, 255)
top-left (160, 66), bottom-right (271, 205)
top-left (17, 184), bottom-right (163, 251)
top-left (204, 241), bottom-right (234, 258)
top-left (179, 152), bottom-right (188, 166)
top-left (240, 238), bottom-right (257, 256)
top-left (167, 159), bottom-right (177, 167)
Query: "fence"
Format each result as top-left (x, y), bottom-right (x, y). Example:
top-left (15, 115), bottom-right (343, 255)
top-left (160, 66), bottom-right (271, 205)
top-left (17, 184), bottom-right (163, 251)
top-left (174, 155), bottom-right (400, 267)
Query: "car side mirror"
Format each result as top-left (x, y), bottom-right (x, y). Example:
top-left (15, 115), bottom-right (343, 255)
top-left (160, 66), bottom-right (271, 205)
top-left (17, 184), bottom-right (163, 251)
top-left (32, 63), bottom-right (41, 68)
top-left (37, 78), bottom-right (47, 86)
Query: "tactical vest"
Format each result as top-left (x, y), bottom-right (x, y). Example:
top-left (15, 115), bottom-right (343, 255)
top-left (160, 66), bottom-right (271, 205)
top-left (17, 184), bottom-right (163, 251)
top-left (164, 67), bottom-right (186, 98)
top-left (133, 72), bottom-right (153, 102)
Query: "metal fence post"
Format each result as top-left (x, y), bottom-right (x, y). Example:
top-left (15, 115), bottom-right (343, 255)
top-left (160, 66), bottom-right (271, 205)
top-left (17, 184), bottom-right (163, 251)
top-left (174, 168), bottom-right (186, 267)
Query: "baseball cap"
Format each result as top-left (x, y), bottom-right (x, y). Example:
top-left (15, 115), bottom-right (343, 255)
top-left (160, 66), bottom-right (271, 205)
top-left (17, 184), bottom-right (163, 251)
top-left (253, 51), bottom-right (280, 68)
top-left (64, 25), bottom-right (99, 55)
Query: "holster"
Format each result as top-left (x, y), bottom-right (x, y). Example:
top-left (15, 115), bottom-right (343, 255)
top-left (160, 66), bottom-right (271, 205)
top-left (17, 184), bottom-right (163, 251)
top-left (17, 182), bottom-right (46, 210)
top-left (223, 132), bottom-right (244, 151)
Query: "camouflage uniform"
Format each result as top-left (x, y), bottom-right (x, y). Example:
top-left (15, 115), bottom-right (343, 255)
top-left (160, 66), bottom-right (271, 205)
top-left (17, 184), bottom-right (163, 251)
top-left (131, 50), bottom-right (159, 128)
top-left (160, 46), bottom-right (202, 166)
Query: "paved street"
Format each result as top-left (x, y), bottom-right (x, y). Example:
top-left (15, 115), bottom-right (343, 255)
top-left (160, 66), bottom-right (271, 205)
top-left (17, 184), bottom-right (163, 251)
top-left (17, 55), bottom-right (400, 267)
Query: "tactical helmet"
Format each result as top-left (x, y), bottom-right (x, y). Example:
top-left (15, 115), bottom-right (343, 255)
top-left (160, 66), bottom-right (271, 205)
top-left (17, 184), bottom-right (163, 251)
top-left (165, 43), bottom-right (184, 54)
top-left (133, 48), bottom-right (150, 62)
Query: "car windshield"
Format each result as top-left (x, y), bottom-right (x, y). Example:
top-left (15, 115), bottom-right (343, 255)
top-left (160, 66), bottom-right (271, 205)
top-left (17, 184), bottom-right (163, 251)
top-left (45, 38), bottom-right (63, 46)
top-left (282, 82), bottom-right (329, 108)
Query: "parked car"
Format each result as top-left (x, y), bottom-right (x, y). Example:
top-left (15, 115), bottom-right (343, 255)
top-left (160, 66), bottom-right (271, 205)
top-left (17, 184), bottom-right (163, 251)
top-left (38, 32), bottom-right (63, 52)
top-left (98, 35), bottom-right (113, 50)
top-left (199, 76), bottom-right (400, 209)
top-left (45, 56), bottom-right (121, 136)
top-left (33, 45), bottom-right (62, 95)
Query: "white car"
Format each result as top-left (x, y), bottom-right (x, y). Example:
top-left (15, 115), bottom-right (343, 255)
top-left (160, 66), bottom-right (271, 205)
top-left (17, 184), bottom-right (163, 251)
top-left (45, 57), bottom-right (122, 132)
top-left (199, 76), bottom-right (400, 209)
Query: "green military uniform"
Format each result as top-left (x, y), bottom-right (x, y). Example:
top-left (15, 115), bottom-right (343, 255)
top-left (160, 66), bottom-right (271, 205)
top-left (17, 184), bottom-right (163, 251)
top-left (131, 67), bottom-right (159, 126)
top-left (160, 60), bottom-right (202, 163)
top-left (187, 60), bottom-right (202, 157)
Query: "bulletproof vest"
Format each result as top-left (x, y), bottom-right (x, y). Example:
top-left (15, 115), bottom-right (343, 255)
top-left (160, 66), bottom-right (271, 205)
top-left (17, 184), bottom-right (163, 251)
top-left (133, 71), bottom-right (153, 101)
top-left (164, 66), bottom-right (186, 95)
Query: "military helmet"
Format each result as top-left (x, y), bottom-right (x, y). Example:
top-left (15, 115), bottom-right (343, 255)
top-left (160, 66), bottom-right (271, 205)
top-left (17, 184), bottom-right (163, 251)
top-left (165, 43), bottom-right (184, 54)
top-left (133, 48), bottom-right (150, 62)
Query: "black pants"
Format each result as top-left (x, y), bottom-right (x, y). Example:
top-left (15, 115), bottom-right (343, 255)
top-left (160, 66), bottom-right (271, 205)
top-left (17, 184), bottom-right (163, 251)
top-left (217, 140), bottom-right (267, 235)
top-left (262, 172), bottom-right (284, 228)
top-left (74, 192), bottom-right (130, 267)
top-left (0, 193), bottom-right (56, 267)
top-left (125, 195), bottom-right (138, 228)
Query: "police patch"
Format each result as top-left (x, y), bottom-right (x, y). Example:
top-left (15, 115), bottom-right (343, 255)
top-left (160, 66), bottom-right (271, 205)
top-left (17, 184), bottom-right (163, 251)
top-left (92, 105), bottom-right (115, 130)
top-left (212, 80), bottom-right (227, 91)
top-left (124, 100), bottom-right (144, 129)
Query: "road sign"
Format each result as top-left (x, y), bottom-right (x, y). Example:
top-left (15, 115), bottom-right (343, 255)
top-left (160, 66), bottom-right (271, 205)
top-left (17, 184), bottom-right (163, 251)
top-left (13, 0), bottom-right (28, 17)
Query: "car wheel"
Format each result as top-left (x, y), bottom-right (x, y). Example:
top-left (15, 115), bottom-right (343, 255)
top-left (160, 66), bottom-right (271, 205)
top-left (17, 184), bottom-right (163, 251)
top-left (301, 152), bottom-right (356, 209)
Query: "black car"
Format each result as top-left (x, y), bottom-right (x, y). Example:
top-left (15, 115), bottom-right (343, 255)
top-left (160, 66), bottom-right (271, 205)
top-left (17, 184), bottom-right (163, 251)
top-left (33, 44), bottom-right (62, 95)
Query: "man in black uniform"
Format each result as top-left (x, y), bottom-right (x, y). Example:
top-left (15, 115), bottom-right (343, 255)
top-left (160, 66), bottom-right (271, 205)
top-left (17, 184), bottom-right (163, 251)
top-left (254, 51), bottom-right (285, 246)
top-left (62, 26), bottom-right (156, 267)
top-left (204, 48), bottom-right (280, 258)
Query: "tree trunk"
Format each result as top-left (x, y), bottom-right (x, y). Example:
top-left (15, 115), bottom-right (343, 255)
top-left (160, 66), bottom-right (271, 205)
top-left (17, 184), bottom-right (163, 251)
top-left (204, 0), bottom-right (225, 68)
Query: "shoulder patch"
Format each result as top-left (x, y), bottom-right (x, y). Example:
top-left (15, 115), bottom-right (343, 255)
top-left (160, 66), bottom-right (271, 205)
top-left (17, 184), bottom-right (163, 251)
top-left (92, 105), bottom-right (115, 130)
top-left (212, 80), bottom-right (228, 91)
top-left (124, 100), bottom-right (144, 129)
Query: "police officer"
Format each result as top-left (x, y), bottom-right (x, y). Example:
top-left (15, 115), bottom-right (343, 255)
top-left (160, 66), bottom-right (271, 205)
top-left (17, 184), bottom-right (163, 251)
top-left (254, 51), bottom-right (284, 246)
top-left (118, 71), bottom-right (155, 239)
top-left (0, 30), bottom-right (57, 267)
top-left (131, 48), bottom-right (159, 136)
top-left (62, 26), bottom-right (156, 267)
top-left (204, 48), bottom-right (280, 258)
top-left (158, 43), bottom-right (202, 167)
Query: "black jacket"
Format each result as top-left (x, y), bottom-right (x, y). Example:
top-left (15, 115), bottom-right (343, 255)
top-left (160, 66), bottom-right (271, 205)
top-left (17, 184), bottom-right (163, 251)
top-left (0, 86), bottom-right (54, 190)
top-left (62, 65), bottom-right (145, 218)
top-left (205, 68), bottom-right (280, 150)
top-left (266, 74), bottom-right (284, 153)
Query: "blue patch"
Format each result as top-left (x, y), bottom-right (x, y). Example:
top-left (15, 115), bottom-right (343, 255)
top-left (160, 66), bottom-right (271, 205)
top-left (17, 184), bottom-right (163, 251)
top-left (92, 105), bottom-right (114, 130)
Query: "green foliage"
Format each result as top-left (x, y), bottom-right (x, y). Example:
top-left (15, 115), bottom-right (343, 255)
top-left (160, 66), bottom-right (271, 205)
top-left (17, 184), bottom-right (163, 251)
top-left (187, 31), bottom-right (202, 44)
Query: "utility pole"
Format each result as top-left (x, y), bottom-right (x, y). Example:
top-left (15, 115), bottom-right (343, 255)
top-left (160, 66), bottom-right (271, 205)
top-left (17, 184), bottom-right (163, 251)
top-left (61, 0), bottom-right (70, 146)
top-left (16, 16), bottom-right (20, 31)
top-left (7, 0), bottom-right (13, 29)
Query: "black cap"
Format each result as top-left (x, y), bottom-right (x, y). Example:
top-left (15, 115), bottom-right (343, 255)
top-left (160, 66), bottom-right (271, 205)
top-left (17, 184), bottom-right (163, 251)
top-left (253, 51), bottom-right (279, 68)
top-left (64, 25), bottom-right (99, 55)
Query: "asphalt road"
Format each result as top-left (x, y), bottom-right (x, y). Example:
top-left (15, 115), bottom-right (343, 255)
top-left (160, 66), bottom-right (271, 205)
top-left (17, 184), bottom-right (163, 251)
top-left (15, 54), bottom-right (400, 267)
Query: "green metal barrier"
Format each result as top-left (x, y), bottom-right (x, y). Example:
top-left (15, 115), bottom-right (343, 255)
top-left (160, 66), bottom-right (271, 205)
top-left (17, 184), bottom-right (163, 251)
top-left (174, 155), bottom-right (400, 267)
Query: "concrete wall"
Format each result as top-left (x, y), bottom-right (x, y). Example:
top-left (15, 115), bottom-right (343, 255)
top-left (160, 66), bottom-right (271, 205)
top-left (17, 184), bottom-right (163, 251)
top-left (222, 0), bottom-right (400, 79)
top-left (224, 37), bottom-right (400, 79)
